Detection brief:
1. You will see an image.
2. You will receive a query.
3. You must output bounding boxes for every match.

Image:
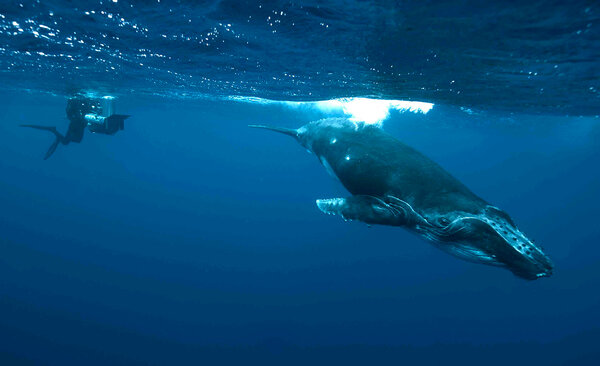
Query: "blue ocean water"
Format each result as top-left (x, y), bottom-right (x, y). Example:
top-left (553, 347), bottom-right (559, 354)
top-left (1, 1), bottom-right (599, 365)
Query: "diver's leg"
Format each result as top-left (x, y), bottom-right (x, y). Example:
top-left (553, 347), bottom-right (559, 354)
top-left (44, 138), bottom-right (61, 160)
top-left (20, 125), bottom-right (66, 159)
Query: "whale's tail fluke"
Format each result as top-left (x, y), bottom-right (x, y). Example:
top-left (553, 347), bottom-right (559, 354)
top-left (20, 124), bottom-right (65, 160)
top-left (248, 124), bottom-right (298, 139)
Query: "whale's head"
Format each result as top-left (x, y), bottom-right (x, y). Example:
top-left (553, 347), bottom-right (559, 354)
top-left (423, 206), bottom-right (554, 280)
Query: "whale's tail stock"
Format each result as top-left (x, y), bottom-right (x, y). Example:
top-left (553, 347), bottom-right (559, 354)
top-left (248, 124), bottom-right (298, 139)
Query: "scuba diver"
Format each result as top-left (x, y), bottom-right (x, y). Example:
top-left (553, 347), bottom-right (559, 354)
top-left (21, 94), bottom-right (130, 159)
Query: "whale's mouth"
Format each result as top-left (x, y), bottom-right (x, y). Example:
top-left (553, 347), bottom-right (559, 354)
top-left (408, 205), bottom-right (553, 280)
top-left (449, 215), bottom-right (553, 279)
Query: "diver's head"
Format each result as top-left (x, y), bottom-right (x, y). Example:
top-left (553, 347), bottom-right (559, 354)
top-left (66, 95), bottom-right (94, 121)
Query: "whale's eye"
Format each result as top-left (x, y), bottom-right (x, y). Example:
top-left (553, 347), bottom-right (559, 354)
top-left (439, 217), bottom-right (450, 226)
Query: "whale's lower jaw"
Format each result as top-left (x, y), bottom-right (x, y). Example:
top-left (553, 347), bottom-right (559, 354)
top-left (413, 223), bottom-right (552, 279)
top-left (410, 208), bottom-right (553, 280)
top-left (404, 212), bottom-right (506, 266)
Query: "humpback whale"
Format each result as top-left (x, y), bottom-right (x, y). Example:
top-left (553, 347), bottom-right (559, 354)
top-left (250, 118), bottom-right (553, 280)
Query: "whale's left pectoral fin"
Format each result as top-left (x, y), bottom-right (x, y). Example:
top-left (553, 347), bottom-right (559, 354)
top-left (316, 195), bottom-right (407, 226)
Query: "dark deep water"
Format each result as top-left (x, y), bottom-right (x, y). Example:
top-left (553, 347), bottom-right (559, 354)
top-left (1, 1), bottom-right (600, 365)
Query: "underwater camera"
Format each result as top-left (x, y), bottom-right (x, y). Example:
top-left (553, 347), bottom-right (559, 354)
top-left (83, 96), bottom-right (129, 135)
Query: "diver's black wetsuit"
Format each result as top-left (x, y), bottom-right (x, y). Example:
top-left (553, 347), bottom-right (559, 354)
top-left (21, 96), bottom-right (127, 159)
top-left (62, 96), bottom-right (93, 143)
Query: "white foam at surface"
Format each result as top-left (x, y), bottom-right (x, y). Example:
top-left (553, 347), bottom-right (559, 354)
top-left (229, 96), bottom-right (434, 125)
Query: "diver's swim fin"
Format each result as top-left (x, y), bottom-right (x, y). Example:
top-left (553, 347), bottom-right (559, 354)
top-left (20, 124), bottom-right (60, 134)
top-left (44, 138), bottom-right (60, 160)
top-left (20, 124), bottom-right (65, 160)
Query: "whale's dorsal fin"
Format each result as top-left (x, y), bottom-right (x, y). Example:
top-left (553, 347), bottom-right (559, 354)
top-left (316, 195), bottom-right (408, 227)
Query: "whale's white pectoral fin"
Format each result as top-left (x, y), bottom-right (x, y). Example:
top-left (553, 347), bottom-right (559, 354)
top-left (316, 198), bottom-right (349, 217)
top-left (316, 195), bottom-right (407, 226)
